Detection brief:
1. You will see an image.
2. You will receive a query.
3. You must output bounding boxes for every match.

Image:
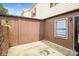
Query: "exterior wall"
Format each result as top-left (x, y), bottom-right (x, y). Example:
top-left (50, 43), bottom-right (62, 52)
top-left (48, 3), bottom-right (79, 18)
top-left (22, 3), bottom-right (79, 19)
top-left (0, 16), bottom-right (44, 47)
top-left (32, 3), bottom-right (50, 19)
top-left (45, 10), bottom-right (79, 49)
top-left (22, 3), bottom-right (50, 19)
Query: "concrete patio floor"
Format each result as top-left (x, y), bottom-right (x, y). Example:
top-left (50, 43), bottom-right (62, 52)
top-left (7, 40), bottom-right (78, 56)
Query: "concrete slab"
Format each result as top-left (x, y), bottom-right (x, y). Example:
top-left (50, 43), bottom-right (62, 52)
top-left (7, 40), bottom-right (78, 56)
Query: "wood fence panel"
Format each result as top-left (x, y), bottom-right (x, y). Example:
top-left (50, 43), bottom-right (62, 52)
top-left (9, 20), bottom-right (19, 46)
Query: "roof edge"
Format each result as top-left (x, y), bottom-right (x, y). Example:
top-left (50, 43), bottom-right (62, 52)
top-left (0, 8), bottom-right (79, 21)
top-left (44, 8), bottom-right (79, 20)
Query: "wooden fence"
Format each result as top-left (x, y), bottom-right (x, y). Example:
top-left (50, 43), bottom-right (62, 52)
top-left (0, 15), bottom-right (44, 55)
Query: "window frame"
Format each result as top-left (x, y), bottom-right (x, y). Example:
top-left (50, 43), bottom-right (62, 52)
top-left (54, 18), bottom-right (68, 39)
top-left (31, 8), bottom-right (36, 17)
top-left (50, 3), bottom-right (53, 8)
top-left (54, 3), bottom-right (58, 5)
top-left (50, 3), bottom-right (58, 8)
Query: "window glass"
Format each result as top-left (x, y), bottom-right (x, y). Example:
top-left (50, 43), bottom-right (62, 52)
top-left (56, 30), bottom-right (66, 36)
top-left (56, 20), bottom-right (66, 28)
top-left (55, 18), bottom-right (67, 39)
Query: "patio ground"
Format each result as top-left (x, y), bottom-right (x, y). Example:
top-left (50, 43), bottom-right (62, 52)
top-left (7, 40), bottom-right (78, 56)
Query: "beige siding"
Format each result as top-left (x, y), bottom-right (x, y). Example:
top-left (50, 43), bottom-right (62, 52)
top-left (22, 3), bottom-right (79, 19)
top-left (48, 3), bottom-right (79, 18)
top-left (33, 3), bottom-right (50, 19)
top-left (22, 3), bottom-right (50, 19)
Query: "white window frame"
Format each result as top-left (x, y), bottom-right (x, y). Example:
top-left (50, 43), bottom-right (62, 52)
top-left (54, 18), bottom-right (68, 39)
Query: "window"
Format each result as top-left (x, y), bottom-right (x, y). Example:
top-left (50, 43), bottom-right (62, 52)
top-left (54, 3), bottom-right (58, 5)
top-left (50, 3), bottom-right (53, 8)
top-left (31, 8), bottom-right (36, 17)
top-left (50, 3), bottom-right (58, 8)
top-left (55, 18), bottom-right (68, 39)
